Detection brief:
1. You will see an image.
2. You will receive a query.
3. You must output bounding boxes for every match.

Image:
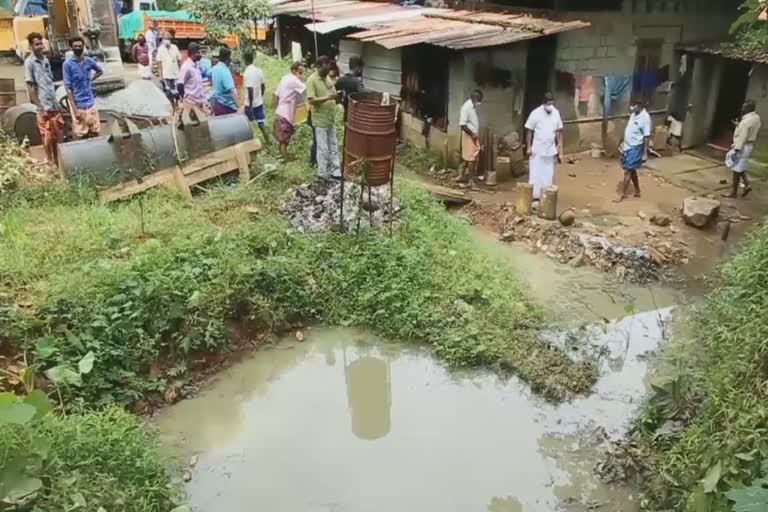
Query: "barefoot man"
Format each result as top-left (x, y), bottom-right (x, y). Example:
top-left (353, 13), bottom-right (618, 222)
top-left (25, 32), bottom-right (63, 166)
top-left (616, 98), bottom-right (651, 202)
top-left (459, 90), bottom-right (483, 186)
top-left (724, 100), bottom-right (761, 198)
top-left (525, 92), bottom-right (563, 201)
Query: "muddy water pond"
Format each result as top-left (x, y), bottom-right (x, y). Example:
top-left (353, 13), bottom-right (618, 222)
top-left (156, 232), bottom-right (687, 511)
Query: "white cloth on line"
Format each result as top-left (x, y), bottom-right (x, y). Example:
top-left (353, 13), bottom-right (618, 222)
top-left (529, 154), bottom-right (556, 199)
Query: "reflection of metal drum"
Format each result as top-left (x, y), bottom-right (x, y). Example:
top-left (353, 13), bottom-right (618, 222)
top-left (345, 356), bottom-right (391, 440)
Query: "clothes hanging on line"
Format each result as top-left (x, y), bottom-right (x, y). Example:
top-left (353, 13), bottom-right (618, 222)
top-left (602, 75), bottom-right (632, 118)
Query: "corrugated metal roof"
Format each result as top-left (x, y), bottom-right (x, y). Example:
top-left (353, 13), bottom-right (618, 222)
top-left (271, 0), bottom-right (589, 50)
top-left (348, 11), bottom-right (589, 50)
top-left (680, 42), bottom-right (768, 65)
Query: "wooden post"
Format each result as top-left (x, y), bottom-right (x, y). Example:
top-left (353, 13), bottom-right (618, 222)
top-left (173, 165), bottom-right (194, 200)
top-left (234, 141), bottom-right (251, 182)
top-left (275, 17), bottom-right (282, 59)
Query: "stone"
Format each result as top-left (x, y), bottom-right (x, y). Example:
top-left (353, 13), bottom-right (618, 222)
top-left (500, 230), bottom-right (516, 242)
top-left (558, 209), bottom-right (576, 226)
top-left (295, 330), bottom-right (305, 342)
top-left (682, 197), bottom-right (720, 228)
top-left (637, 211), bottom-right (647, 220)
top-left (650, 214), bottom-right (672, 227)
top-left (568, 251), bottom-right (585, 268)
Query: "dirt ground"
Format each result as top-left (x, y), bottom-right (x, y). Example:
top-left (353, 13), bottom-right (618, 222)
top-left (422, 150), bottom-right (768, 282)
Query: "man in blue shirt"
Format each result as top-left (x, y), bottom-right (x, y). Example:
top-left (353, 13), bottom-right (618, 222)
top-left (209, 47), bottom-right (240, 116)
top-left (63, 36), bottom-right (103, 138)
top-left (616, 98), bottom-right (651, 202)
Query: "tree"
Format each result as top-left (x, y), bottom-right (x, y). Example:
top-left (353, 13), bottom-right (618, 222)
top-left (730, 0), bottom-right (768, 55)
top-left (178, 0), bottom-right (271, 51)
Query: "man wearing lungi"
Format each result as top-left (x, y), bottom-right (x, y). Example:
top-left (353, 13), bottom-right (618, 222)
top-left (25, 32), bottom-right (63, 166)
top-left (273, 62), bottom-right (306, 161)
top-left (616, 98), bottom-right (651, 202)
top-left (63, 37), bottom-right (103, 139)
top-left (458, 90), bottom-right (483, 186)
top-left (724, 100), bottom-right (761, 199)
top-left (525, 93), bottom-right (563, 200)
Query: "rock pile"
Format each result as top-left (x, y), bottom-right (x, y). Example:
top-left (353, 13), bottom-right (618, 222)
top-left (498, 214), bottom-right (686, 283)
top-left (282, 179), bottom-right (400, 233)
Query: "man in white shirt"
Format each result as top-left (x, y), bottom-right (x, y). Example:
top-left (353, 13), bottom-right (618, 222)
top-left (242, 51), bottom-right (270, 145)
top-left (458, 90), bottom-right (483, 186)
top-left (156, 32), bottom-right (181, 106)
top-left (724, 99), bottom-right (761, 199)
top-left (525, 92), bottom-right (563, 200)
top-left (144, 20), bottom-right (159, 69)
top-left (616, 98), bottom-right (651, 202)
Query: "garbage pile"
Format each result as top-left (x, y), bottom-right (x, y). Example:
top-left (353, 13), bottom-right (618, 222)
top-left (282, 179), bottom-right (400, 233)
top-left (497, 213), bottom-right (687, 283)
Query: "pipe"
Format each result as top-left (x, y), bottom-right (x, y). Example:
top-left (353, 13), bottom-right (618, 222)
top-left (58, 113), bottom-right (253, 185)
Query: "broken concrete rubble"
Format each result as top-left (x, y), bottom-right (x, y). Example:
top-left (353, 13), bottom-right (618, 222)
top-left (481, 208), bottom-right (690, 283)
top-left (682, 197), bottom-right (720, 228)
top-left (282, 179), bottom-right (400, 233)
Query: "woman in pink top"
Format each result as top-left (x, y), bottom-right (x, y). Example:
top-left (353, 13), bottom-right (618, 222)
top-left (273, 61), bottom-right (306, 160)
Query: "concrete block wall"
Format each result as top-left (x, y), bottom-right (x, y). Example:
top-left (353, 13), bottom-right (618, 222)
top-left (745, 63), bottom-right (768, 160)
top-left (441, 46), bottom-right (527, 166)
top-left (552, 0), bottom-right (736, 151)
top-left (554, 2), bottom-right (735, 76)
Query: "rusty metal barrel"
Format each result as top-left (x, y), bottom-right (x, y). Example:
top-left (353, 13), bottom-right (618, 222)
top-left (2, 104), bottom-right (42, 146)
top-left (343, 92), bottom-right (397, 186)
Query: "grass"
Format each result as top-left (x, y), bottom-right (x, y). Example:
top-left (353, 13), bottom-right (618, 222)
top-left (0, 54), bottom-right (598, 511)
top-left (0, 405), bottom-right (181, 512)
top-left (636, 220), bottom-right (768, 510)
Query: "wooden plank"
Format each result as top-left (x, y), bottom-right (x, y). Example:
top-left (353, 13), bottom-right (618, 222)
top-left (179, 146), bottom-right (237, 176)
top-left (184, 159), bottom-right (239, 185)
top-left (173, 165), bottom-right (194, 200)
top-left (99, 168), bottom-right (176, 203)
top-left (415, 180), bottom-right (473, 206)
top-left (233, 142), bottom-right (251, 182)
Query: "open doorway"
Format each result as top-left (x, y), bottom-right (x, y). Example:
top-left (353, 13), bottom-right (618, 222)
top-left (710, 59), bottom-right (751, 148)
top-left (524, 36), bottom-right (556, 119)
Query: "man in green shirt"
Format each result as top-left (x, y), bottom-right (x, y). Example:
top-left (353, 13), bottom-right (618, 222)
top-left (307, 56), bottom-right (341, 179)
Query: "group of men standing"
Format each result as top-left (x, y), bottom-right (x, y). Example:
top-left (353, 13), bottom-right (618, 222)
top-left (25, 32), bottom-right (103, 166)
top-left (460, 90), bottom-right (760, 204)
top-left (272, 55), bottom-right (364, 178)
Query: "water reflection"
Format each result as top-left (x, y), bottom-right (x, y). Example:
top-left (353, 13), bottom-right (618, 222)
top-left (487, 496), bottom-right (523, 512)
top-left (344, 350), bottom-right (391, 440)
top-left (156, 313), bottom-right (672, 512)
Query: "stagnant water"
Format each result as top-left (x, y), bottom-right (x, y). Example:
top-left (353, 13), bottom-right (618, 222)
top-left (157, 234), bottom-right (686, 511)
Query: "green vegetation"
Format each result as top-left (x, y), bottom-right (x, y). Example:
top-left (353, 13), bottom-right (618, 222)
top-left (637, 221), bottom-right (768, 511)
top-left (731, 0), bottom-right (768, 54)
top-left (0, 55), bottom-right (597, 510)
top-left (1, 398), bottom-right (179, 511)
top-left (1, 171), bottom-right (593, 407)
